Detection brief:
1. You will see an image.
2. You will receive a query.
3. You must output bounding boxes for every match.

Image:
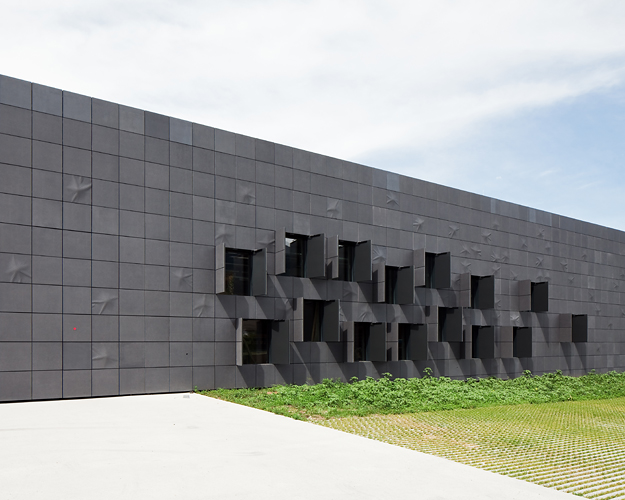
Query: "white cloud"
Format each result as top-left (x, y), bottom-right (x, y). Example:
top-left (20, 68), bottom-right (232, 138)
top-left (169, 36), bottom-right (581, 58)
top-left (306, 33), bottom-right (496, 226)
top-left (2, 1), bottom-right (625, 200)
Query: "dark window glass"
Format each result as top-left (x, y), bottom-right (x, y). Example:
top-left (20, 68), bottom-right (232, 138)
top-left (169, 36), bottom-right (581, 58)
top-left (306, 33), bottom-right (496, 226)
top-left (285, 234), bottom-right (307, 277)
top-left (242, 319), bottom-right (270, 364)
top-left (385, 266), bottom-right (398, 304)
top-left (338, 241), bottom-right (356, 281)
top-left (303, 300), bottom-right (323, 342)
top-left (354, 322), bottom-right (370, 361)
top-left (398, 324), bottom-right (410, 360)
top-left (225, 249), bottom-right (251, 295)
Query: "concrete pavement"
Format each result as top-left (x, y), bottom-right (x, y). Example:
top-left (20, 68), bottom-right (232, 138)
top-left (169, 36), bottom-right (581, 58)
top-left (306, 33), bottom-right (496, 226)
top-left (0, 393), bottom-right (578, 499)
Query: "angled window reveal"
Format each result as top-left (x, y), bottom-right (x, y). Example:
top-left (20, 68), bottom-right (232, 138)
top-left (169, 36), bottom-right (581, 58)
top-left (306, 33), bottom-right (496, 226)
top-left (385, 265), bottom-right (414, 305)
top-left (216, 244), bottom-right (267, 296)
top-left (237, 319), bottom-right (290, 365)
top-left (471, 275), bottom-right (495, 310)
top-left (299, 299), bottom-right (341, 342)
top-left (335, 239), bottom-right (372, 282)
top-left (398, 324), bottom-right (428, 361)
top-left (438, 307), bottom-right (463, 342)
top-left (275, 229), bottom-right (326, 279)
top-left (414, 249), bottom-right (451, 289)
top-left (354, 322), bottom-right (386, 362)
top-left (471, 325), bottom-right (495, 359)
top-left (519, 280), bottom-right (548, 312)
top-left (513, 327), bottom-right (532, 358)
top-left (572, 314), bottom-right (588, 343)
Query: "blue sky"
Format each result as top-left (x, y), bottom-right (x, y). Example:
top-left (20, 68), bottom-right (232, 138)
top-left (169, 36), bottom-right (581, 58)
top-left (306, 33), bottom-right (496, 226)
top-left (2, 0), bottom-right (625, 229)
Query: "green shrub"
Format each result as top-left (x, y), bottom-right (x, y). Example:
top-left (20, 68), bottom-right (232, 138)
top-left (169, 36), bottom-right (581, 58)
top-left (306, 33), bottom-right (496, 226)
top-left (196, 370), bottom-right (625, 420)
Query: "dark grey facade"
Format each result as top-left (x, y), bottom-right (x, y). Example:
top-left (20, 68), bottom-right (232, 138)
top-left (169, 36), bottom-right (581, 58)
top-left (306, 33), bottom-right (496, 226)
top-left (0, 73), bottom-right (623, 402)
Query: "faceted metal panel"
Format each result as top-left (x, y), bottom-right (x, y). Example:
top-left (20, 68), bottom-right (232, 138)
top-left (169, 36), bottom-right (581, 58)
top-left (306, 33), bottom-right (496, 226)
top-left (373, 263), bottom-right (385, 303)
top-left (270, 320), bottom-right (290, 365)
top-left (433, 252), bottom-right (451, 289)
top-left (439, 307), bottom-right (463, 342)
top-left (413, 248), bottom-right (426, 287)
top-left (275, 227), bottom-right (286, 275)
top-left (354, 240), bottom-right (372, 282)
top-left (326, 235), bottom-right (339, 279)
top-left (369, 322), bottom-right (386, 362)
top-left (519, 279), bottom-right (532, 312)
top-left (396, 266), bottom-right (414, 305)
top-left (292, 297), bottom-right (304, 342)
top-left (215, 243), bottom-right (225, 294)
top-left (251, 248), bottom-right (267, 296)
top-left (323, 300), bottom-right (340, 342)
top-left (307, 233), bottom-right (325, 278)
top-left (407, 324), bottom-right (428, 361)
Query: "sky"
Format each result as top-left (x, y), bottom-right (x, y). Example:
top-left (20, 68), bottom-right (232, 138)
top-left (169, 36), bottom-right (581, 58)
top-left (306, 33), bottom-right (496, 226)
top-left (2, 0), bottom-right (625, 229)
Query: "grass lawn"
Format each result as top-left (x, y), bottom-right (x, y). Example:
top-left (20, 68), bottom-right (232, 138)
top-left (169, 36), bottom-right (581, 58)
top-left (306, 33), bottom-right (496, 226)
top-left (197, 371), bottom-right (625, 499)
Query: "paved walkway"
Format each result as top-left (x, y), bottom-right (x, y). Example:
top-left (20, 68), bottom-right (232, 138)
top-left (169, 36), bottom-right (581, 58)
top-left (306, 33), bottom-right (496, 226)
top-left (0, 393), bottom-right (578, 499)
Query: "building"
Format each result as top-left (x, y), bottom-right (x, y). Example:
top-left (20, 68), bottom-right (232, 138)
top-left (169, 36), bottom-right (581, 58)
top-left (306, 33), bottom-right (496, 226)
top-left (0, 73), bottom-right (623, 402)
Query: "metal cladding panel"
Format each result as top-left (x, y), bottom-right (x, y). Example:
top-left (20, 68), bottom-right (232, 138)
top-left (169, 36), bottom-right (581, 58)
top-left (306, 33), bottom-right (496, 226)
top-left (441, 307), bottom-right (463, 342)
top-left (344, 322), bottom-right (355, 362)
top-left (459, 272), bottom-right (471, 308)
top-left (474, 326), bottom-right (495, 359)
top-left (514, 327), bottom-right (533, 358)
top-left (270, 321), bottom-right (290, 365)
top-left (531, 282), bottom-right (549, 312)
top-left (433, 252), bottom-right (451, 289)
top-left (413, 248), bottom-right (426, 287)
top-left (354, 240), bottom-right (372, 282)
top-left (307, 233), bottom-right (326, 278)
top-left (292, 297), bottom-right (304, 342)
top-left (558, 313), bottom-right (573, 343)
top-left (235, 318), bottom-right (243, 366)
top-left (251, 248), bottom-right (267, 296)
top-left (215, 243), bottom-right (226, 294)
top-left (408, 324), bottom-right (428, 361)
top-left (373, 263), bottom-right (385, 303)
top-left (396, 266), bottom-right (414, 305)
top-left (275, 227), bottom-right (286, 275)
top-left (518, 280), bottom-right (532, 312)
top-left (477, 275), bottom-right (495, 310)
top-left (369, 322), bottom-right (387, 362)
top-left (327, 235), bottom-right (339, 279)
top-left (323, 300), bottom-right (340, 342)
top-left (572, 314), bottom-right (588, 343)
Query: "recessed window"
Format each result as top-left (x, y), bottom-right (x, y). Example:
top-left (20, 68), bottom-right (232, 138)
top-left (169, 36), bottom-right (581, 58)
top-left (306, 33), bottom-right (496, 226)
top-left (531, 282), bottom-right (548, 312)
top-left (353, 322), bottom-right (386, 362)
top-left (471, 275), bottom-right (495, 309)
top-left (217, 245), bottom-right (267, 296)
top-left (438, 307), bottom-right (463, 342)
top-left (385, 266), bottom-right (398, 303)
top-left (398, 324), bottom-right (428, 361)
top-left (225, 249), bottom-right (251, 295)
top-left (242, 319), bottom-right (270, 364)
top-left (572, 314), bottom-right (588, 343)
top-left (338, 241), bottom-right (356, 281)
top-left (285, 234), bottom-right (307, 277)
top-left (472, 326), bottom-right (494, 359)
top-left (304, 300), bottom-right (324, 342)
top-left (424, 252), bottom-right (451, 289)
top-left (240, 319), bottom-right (289, 365)
top-left (513, 327), bottom-right (532, 358)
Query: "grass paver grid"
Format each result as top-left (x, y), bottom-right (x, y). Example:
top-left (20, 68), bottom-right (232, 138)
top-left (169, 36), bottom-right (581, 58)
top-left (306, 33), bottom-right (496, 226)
top-left (316, 398), bottom-right (625, 499)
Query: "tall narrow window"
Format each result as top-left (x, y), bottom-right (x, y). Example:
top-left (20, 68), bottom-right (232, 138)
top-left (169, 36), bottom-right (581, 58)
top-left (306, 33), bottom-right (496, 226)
top-left (338, 241), bottom-right (356, 281)
top-left (385, 266), bottom-right (398, 304)
top-left (354, 322), bottom-right (370, 362)
top-left (285, 234), bottom-right (307, 277)
top-left (303, 300), bottom-right (323, 342)
top-left (242, 319), bottom-right (270, 364)
top-left (225, 249), bottom-right (251, 295)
